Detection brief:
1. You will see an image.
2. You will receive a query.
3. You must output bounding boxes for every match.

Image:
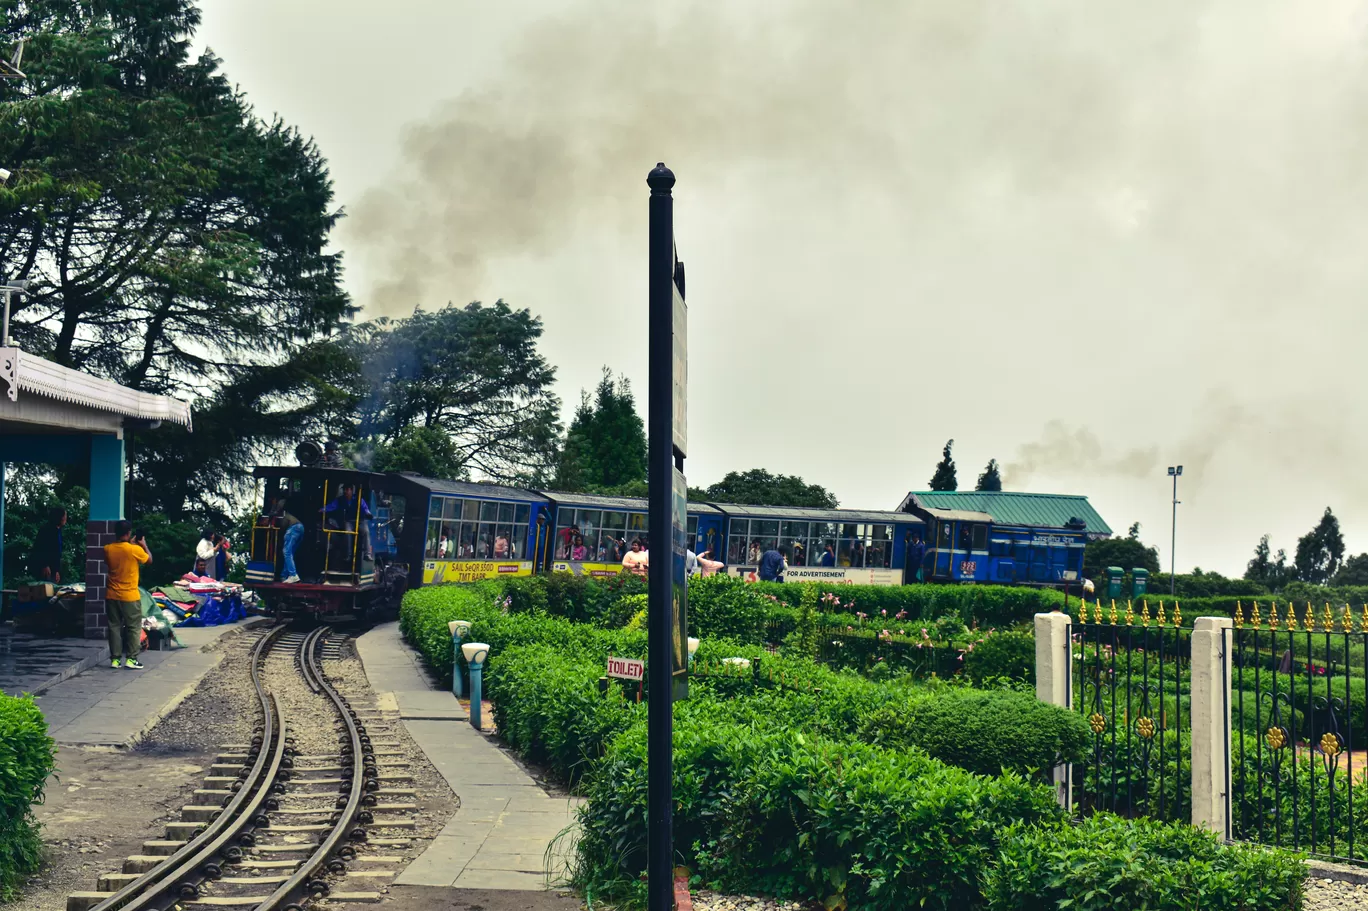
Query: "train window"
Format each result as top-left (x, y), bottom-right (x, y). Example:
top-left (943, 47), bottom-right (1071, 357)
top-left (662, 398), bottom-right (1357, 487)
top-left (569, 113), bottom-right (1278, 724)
top-left (781, 521), bottom-right (809, 540)
top-left (603, 511), bottom-right (626, 532)
top-left (494, 523), bottom-right (516, 559)
top-left (728, 520), bottom-right (749, 563)
top-left (429, 497), bottom-right (443, 519)
top-left (627, 513), bottom-right (647, 534)
top-left (937, 523), bottom-right (952, 548)
top-left (462, 500), bottom-right (480, 521)
top-left (498, 502), bottom-right (515, 523)
top-left (836, 539), bottom-right (854, 566)
top-left (437, 497), bottom-right (456, 521)
top-left (426, 521), bottom-right (441, 558)
top-left (477, 501), bottom-right (496, 522)
top-left (971, 525), bottom-right (987, 551)
top-left (515, 504), bottom-right (530, 526)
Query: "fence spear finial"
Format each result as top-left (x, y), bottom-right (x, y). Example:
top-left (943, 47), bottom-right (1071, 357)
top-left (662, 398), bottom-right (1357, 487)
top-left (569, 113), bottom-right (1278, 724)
top-left (1342, 604), bottom-right (1353, 633)
top-left (1141, 601), bottom-right (1151, 627)
top-left (1234, 602), bottom-right (1245, 628)
top-left (1325, 602), bottom-right (1335, 631)
top-left (1304, 602), bottom-right (1316, 632)
top-left (1270, 602), bottom-right (1279, 629)
top-left (1125, 600), bottom-right (1135, 626)
top-left (1109, 600), bottom-right (1118, 626)
top-left (1252, 602), bottom-right (1261, 629)
top-left (1361, 604), bottom-right (1368, 633)
top-left (1173, 602), bottom-right (1182, 628)
top-left (1287, 602), bottom-right (1298, 631)
top-left (1157, 601), bottom-right (1167, 626)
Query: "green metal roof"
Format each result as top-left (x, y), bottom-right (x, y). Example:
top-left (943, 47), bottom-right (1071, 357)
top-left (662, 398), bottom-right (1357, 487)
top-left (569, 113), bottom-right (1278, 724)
top-left (900, 491), bottom-right (1112, 536)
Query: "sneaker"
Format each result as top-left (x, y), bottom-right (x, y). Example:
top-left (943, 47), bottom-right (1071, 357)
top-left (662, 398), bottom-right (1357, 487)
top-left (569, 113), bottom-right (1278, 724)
top-left (282, 575), bottom-right (301, 584)
top-left (110, 658), bottom-right (121, 669)
top-left (124, 658), bottom-right (144, 669)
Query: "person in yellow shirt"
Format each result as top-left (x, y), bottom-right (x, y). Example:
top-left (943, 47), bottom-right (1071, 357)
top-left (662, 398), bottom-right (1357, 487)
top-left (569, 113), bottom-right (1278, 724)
top-left (103, 520), bottom-right (153, 669)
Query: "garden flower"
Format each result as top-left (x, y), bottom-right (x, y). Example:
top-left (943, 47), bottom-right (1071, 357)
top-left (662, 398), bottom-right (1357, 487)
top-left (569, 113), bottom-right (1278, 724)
top-left (881, 609), bottom-right (887, 617)
top-left (895, 610), bottom-right (908, 620)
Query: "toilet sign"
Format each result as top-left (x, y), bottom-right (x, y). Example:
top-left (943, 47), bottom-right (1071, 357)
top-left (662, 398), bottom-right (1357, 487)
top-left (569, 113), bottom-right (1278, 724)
top-left (606, 656), bottom-right (645, 681)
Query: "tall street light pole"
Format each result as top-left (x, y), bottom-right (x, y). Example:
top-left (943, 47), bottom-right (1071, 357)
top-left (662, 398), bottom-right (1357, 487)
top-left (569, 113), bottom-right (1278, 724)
top-left (1168, 465), bottom-right (1182, 595)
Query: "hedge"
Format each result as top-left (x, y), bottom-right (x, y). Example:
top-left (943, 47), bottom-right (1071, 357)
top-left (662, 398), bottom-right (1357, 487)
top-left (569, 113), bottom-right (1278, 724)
top-left (575, 715), bottom-right (1065, 911)
top-left (742, 579), bottom-right (1065, 628)
top-left (0, 693), bottom-right (55, 899)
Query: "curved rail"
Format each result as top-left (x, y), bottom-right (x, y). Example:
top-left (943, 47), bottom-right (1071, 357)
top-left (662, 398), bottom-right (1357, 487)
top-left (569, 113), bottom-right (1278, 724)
top-left (89, 625), bottom-right (290, 911)
top-left (264, 628), bottom-right (368, 908)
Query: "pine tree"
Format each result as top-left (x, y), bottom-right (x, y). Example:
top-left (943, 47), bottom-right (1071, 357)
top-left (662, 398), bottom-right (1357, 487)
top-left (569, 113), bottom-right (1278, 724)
top-left (975, 459), bottom-right (1002, 491)
top-left (1245, 534), bottom-right (1273, 585)
top-left (928, 439), bottom-right (958, 491)
top-left (1128, 522), bottom-right (1142, 539)
top-left (1294, 507), bottom-right (1346, 585)
top-left (553, 368), bottom-right (648, 491)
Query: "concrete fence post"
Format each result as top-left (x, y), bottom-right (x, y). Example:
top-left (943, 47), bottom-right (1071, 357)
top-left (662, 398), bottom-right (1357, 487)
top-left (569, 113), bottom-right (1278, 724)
top-left (1035, 611), bottom-right (1073, 809)
top-left (1190, 616), bottom-right (1233, 839)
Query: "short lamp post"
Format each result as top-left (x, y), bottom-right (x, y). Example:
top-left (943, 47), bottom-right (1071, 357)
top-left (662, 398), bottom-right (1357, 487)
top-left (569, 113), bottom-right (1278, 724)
top-left (448, 620), bottom-right (472, 697)
top-left (687, 637), bottom-right (699, 670)
top-left (462, 642), bottom-right (490, 731)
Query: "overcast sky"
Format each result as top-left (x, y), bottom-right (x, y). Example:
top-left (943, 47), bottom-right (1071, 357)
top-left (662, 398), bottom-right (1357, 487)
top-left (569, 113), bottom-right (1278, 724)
top-left (197, 0), bottom-right (1368, 577)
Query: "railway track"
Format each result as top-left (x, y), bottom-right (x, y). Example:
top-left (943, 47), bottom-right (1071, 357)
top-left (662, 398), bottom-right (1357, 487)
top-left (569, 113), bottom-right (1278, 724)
top-left (68, 626), bottom-right (415, 911)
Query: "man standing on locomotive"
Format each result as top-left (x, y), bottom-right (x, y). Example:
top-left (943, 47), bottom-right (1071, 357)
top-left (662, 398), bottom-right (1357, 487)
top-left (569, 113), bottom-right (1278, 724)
top-left (322, 483), bottom-right (373, 563)
top-left (269, 494), bottom-right (304, 584)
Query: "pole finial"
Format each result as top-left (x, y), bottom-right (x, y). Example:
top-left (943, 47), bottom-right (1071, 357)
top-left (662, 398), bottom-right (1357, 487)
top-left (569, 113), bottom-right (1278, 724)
top-left (647, 162), bottom-right (676, 194)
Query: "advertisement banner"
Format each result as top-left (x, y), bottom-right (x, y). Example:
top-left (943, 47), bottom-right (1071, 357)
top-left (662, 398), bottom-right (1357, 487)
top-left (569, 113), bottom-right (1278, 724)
top-left (422, 560), bottom-right (532, 584)
top-left (552, 561), bottom-right (628, 579)
top-left (727, 565), bottom-right (902, 586)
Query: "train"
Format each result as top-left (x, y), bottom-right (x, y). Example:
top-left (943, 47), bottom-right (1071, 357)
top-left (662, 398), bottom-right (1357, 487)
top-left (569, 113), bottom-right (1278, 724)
top-left (244, 461), bottom-right (1112, 619)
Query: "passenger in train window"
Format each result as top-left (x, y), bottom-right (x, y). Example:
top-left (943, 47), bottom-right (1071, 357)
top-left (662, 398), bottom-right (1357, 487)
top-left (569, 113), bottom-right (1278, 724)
top-left (571, 533), bottom-right (588, 561)
top-left (494, 532), bottom-right (510, 559)
top-left (790, 541), bottom-right (806, 566)
top-left (820, 543), bottom-right (836, 566)
top-left (748, 540), bottom-right (762, 564)
top-left (438, 528), bottom-right (451, 559)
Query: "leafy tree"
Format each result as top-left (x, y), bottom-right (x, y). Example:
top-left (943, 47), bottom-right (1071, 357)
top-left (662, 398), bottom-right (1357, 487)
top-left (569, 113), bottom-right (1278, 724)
top-left (1128, 522), bottom-right (1142, 539)
top-left (1243, 534), bottom-right (1293, 592)
top-left (696, 469), bottom-right (839, 509)
top-left (1083, 533), bottom-right (1160, 583)
top-left (370, 426), bottom-right (467, 480)
top-left (553, 368), bottom-right (646, 492)
top-left (0, 1), bottom-right (354, 520)
top-left (355, 301), bottom-right (562, 483)
top-left (1333, 554), bottom-right (1368, 587)
top-left (975, 459), bottom-right (1002, 492)
top-left (1294, 507), bottom-right (1345, 585)
top-left (928, 439), bottom-right (957, 491)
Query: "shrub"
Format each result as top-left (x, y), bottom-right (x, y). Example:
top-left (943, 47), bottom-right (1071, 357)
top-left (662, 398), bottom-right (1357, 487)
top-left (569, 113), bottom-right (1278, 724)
top-left (857, 688), bottom-right (1089, 778)
top-left (964, 630), bottom-right (1035, 685)
top-left (984, 813), bottom-right (1304, 911)
top-left (749, 581), bottom-right (1065, 628)
top-left (489, 645), bottom-right (643, 785)
top-left (0, 694), bottom-right (55, 899)
top-left (575, 718), bottom-right (1064, 911)
top-left (686, 575), bottom-right (771, 644)
top-left (599, 593), bottom-right (646, 629)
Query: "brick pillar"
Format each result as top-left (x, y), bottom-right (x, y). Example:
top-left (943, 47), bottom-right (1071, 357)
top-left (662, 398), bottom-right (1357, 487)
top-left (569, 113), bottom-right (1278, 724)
top-left (85, 520), bottom-right (117, 641)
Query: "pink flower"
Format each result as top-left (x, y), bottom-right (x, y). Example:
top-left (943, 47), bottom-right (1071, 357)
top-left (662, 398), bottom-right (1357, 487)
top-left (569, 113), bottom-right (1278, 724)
top-left (895, 610), bottom-right (908, 620)
top-left (921, 628), bottom-right (930, 639)
top-left (881, 609), bottom-right (887, 617)
top-left (846, 625), bottom-right (854, 631)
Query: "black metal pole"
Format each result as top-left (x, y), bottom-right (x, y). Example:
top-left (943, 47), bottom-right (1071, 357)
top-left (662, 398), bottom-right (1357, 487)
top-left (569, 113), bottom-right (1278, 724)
top-left (646, 161), bottom-right (676, 911)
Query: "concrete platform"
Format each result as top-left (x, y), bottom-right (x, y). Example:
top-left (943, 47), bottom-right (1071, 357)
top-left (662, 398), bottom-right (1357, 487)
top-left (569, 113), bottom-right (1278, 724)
top-left (355, 622), bottom-right (581, 891)
top-left (0, 627), bottom-right (108, 696)
top-left (31, 621), bottom-right (263, 747)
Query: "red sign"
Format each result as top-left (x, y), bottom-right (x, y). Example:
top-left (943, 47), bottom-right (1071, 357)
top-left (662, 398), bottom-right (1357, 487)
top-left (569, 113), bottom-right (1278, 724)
top-left (959, 560), bottom-right (977, 576)
top-left (607, 656), bottom-right (645, 681)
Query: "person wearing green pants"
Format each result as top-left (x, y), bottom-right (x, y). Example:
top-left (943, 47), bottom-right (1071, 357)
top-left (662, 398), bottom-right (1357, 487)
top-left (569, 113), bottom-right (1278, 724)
top-left (103, 520), bottom-right (152, 669)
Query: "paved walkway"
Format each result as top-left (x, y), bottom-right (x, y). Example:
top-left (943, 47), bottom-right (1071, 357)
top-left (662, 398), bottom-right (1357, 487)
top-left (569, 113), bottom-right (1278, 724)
top-left (355, 622), bottom-right (581, 891)
top-left (0, 628), bottom-right (107, 696)
top-left (32, 622), bottom-right (258, 747)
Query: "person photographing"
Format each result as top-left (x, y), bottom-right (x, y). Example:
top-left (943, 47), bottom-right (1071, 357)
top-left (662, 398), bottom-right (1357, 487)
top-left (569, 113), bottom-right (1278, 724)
top-left (103, 520), bottom-right (152, 669)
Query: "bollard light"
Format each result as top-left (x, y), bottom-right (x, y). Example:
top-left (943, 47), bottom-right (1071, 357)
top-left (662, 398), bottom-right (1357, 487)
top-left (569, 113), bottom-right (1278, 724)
top-left (462, 642), bottom-right (491, 731)
top-left (448, 621), bottom-right (472, 698)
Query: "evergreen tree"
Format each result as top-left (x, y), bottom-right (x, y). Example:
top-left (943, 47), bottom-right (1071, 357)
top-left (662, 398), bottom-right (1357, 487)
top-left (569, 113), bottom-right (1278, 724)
top-left (1128, 522), bottom-right (1142, 539)
top-left (1245, 534), bottom-right (1274, 586)
top-left (1295, 507), bottom-right (1346, 585)
top-left (928, 439), bottom-right (958, 491)
top-left (0, 1), bottom-right (353, 521)
top-left (554, 368), bottom-right (647, 492)
top-left (1334, 554), bottom-right (1368, 587)
top-left (975, 459), bottom-right (1002, 491)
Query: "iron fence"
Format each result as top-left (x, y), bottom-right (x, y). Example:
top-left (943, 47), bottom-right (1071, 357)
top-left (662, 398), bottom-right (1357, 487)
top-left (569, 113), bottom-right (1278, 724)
top-left (1231, 602), bottom-right (1368, 863)
top-left (1072, 601), bottom-right (1192, 823)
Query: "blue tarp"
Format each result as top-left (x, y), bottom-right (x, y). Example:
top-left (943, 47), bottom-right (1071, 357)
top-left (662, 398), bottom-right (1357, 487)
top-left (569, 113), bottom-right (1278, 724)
top-left (179, 592), bottom-right (246, 627)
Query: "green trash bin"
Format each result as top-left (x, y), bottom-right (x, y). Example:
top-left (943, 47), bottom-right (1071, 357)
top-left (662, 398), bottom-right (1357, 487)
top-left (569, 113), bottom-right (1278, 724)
top-left (1132, 568), bottom-right (1149, 599)
top-left (1106, 567), bottom-right (1124, 600)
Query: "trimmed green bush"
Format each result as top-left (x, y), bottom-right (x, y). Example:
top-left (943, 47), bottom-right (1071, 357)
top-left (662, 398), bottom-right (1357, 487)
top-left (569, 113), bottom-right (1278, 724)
top-left (685, 575), bottom-right (772, 644)
top-left (964, 629), bottom-right (1035, 685)
top-left (575, 717), bottom-right (1065, 911)
top-left (985, 813), bottom-right (1304, 911)
top-left (748, 580), bottom-right (1065, 628)
top-left (858, 688), bottom-right (1089, 777)
top-left (0, 693), bottom-right (55, 899)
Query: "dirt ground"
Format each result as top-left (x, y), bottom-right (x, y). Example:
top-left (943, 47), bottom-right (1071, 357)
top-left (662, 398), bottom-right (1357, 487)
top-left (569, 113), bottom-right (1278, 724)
top-left (9, 744), bottom-right (213, 911)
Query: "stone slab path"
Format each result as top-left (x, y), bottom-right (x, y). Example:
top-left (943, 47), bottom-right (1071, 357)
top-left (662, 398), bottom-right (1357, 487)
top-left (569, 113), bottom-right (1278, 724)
top-left (32, 621), bottom-right (258, 747)
top-left (355, 622), bottom-right (581, 891)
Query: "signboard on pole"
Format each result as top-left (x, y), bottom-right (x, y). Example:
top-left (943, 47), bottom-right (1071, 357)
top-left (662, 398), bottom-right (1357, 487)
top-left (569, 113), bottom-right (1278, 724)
top-left (672, 278), bottom-right (687, 458)
top-left (671, 466), bottom-right (689, 698)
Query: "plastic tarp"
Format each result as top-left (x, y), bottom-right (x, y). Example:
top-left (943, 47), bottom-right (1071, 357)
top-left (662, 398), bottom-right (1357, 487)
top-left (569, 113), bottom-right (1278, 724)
top-left (180, 592), bottom-right (246, 627)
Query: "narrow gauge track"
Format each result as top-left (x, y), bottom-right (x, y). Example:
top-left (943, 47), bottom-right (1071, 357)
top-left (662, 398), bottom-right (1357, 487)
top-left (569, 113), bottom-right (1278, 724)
top-left (84, 626), bottom-right (376, 911)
